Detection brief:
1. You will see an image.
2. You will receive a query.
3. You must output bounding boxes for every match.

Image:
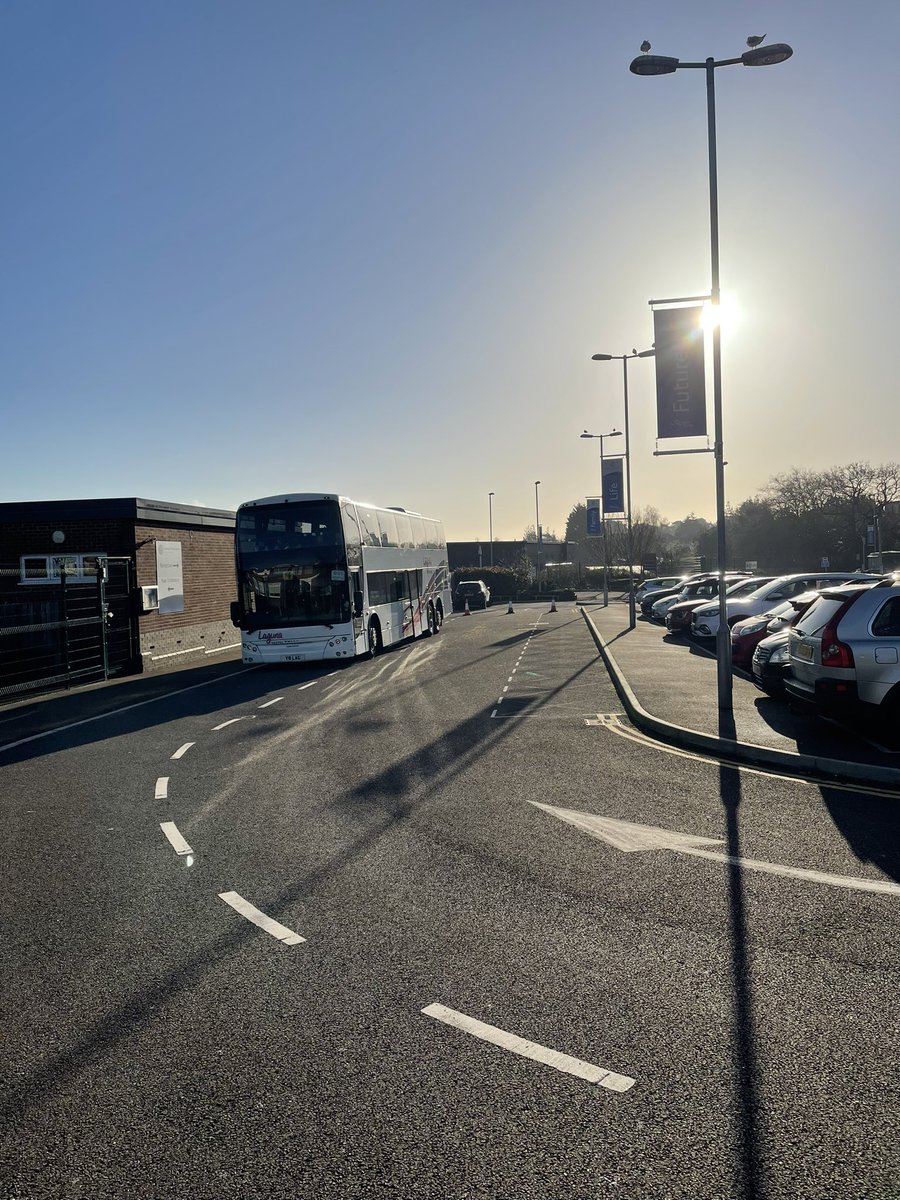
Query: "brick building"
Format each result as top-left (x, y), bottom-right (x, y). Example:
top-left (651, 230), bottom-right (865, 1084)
top-left (0, 497), bottom-right (238, 682)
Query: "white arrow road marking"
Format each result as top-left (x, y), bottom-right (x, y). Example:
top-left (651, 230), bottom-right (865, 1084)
top-left (422, 1003), bottom-right (635, 1092)
top-left (160, 821), bottom-right (192, 855)
top-left (530, 802), bottom-right (900, 897)
top-left (170, 742), bottom-right (195, 760)
top-left (154, 777), bottom-right (169, 800)
top-left (218, 891), bottom-right (306, 945)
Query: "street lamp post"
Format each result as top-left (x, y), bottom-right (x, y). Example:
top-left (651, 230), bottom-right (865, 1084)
top-left (591, 348), bottom-right (655, 629)
top-left (534, 480), bottom-right (541, 591)
top-left (488, 492), bottom-right (495, 567)
top-left (630, 39), bottom-right (793, 711)
top-left (580, 430), bottom-right (623, 607)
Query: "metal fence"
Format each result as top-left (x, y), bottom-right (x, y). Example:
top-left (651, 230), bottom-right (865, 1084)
top-left (0, 559), bottom-right (138, 701)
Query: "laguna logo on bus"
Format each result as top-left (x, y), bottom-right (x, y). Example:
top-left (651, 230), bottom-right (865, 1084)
top-left (259, 631), bottom-right (284, 642)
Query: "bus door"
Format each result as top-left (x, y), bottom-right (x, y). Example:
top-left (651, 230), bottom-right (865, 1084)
top-left (408, 569), bottom-right (424, 636)
top-left (401, 570), bottom-right (418, 638)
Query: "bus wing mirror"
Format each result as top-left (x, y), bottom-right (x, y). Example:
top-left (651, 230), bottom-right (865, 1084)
top-left (353, 590), bottom-right (364, 618)
top-left (230, 601), bottom-right (242, 628)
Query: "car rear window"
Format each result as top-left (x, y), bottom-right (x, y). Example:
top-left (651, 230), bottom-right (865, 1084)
top-left (792, 596), bottom-right (847, 637)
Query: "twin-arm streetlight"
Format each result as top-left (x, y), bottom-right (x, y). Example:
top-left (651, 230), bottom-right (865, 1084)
top-left (580, 429), bottom-right (622, 606)
top-left (591, 348), bottom-right (655, 628)
top-left (630, 38), bottom-right (793, 711)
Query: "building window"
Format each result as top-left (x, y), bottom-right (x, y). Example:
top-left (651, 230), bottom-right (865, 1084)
top-left (19, 553), bottom-right (108, 584)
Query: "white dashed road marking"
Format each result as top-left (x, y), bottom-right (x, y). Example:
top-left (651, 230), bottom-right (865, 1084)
top-left (218, 891), bottom-right (306, 945)
top-left (297, 681), bottom-right (317, 691)
top-left (160, 821), bottom-right (192, 856)
top-left (258, 697), bottom-right (284, 708)
top-left (154, 777), bottom-right (169, 800)
top-left (212, 717), bottom-right (252, 731)
top-left (422, 1003), bottom-right (635, 1092)
top-left (170, 742), bottom-right (195, 760)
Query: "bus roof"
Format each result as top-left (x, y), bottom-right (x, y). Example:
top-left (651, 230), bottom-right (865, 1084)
top-left (236, 494), bottom-right (438, 522)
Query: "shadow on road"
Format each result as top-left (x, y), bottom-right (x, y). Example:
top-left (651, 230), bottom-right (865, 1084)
top-left (717, 707), bottom-right (763, 1200)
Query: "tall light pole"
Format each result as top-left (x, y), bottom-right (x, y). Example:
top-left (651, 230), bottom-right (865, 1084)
top-left (534, 480), bottom-right (541, 591)
top-left (580, 429), bottom-right (622, 606)
top-left (488, 492), bottom-right (495, 566)
top-left (630, 39), bottom-right (793, 711)
top-left (591, 348), bottom-right (655, 629)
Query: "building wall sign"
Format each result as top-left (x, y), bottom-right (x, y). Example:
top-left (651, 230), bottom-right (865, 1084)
top-left (155, 540), bottom-right (185, 614)
top-left (652, 304), bottom-right (707, 439)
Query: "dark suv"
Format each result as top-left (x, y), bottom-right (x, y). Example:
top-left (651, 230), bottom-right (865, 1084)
top-left (454, 580), bottom-right (491, 610)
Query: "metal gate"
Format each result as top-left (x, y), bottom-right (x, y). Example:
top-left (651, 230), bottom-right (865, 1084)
top-left (0, 557), bottom-right (138, 701)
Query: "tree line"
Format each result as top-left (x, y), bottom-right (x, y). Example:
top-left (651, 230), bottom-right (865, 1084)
top-left (562, 461), bottom-right (900, 578)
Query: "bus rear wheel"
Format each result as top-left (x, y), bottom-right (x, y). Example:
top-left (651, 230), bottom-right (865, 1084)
top-left (425, 602), bottom-right (437, 636)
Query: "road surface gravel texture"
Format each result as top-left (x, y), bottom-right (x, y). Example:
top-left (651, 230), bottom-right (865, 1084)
top-left (0, 602), bottom-right (897, 1199)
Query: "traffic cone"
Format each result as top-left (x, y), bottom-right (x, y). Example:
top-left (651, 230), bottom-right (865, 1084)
top-left (464, 599), bottom-right (471, 616)
top-left (550, 597), bottom-right (557, 613)
top-left (507, 598), bottom-right (515, 614)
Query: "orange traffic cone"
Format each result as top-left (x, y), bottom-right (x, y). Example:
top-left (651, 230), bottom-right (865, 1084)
top-left (550, 597), bottom-right (557, 613)
top-left (464, 599), bottom-right (471, 616)
top-left (507, 598), bottom-right (514, 614)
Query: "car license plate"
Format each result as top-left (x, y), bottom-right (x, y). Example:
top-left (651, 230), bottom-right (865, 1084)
top-left (795, 642), bottom-right (813, 661)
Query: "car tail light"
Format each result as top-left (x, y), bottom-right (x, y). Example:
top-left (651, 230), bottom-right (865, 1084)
top-left (820, 605), bottom-right (855, 668)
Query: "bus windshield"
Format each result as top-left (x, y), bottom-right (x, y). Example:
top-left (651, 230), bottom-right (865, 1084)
top-left (236, 500), bottom-right (350, 627)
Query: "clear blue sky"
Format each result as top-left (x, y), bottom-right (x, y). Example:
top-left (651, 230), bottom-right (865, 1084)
top-left (2, 1), bottom-right (898, 541)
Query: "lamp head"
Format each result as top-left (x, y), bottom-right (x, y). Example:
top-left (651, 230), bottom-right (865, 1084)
top-left (591, 353), bottom-right (614, 361)
top-left (630, 54), bottom-right (679, 75)
top-left (742, 42), bottom-right (792, 66)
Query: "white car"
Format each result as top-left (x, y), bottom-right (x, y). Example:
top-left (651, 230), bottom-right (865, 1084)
top-left (690, 571), bottom-right (880, 640)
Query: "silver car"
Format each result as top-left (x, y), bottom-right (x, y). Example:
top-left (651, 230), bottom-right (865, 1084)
top-left (690, 571), bottom-right (879, 640)
top-left (786, 580), bottom-right (900, 711)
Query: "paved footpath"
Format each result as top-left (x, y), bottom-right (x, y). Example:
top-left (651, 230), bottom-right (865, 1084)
top-left (580, 595), bottom-right (900, 788)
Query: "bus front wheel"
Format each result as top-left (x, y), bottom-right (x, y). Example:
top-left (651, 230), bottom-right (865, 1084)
top-left (425, 603), bottom-right (437, 636)
top-left (366, 619), bottom-right (382, 658)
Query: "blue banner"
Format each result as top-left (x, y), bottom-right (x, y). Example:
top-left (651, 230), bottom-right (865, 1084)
top-left (602, 458), bottom-right (625, 517)
top-left (586, 498), bottom-right (602, 537)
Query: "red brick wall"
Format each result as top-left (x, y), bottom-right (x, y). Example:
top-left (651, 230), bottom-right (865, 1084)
top-left (135, 524), bottom-right (236, 632)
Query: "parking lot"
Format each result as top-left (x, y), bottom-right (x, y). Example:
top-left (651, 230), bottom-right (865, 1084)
top-left (583, 591), bottom-right (900, 775)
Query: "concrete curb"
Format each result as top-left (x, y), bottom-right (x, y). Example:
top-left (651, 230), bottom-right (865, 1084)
top-left (580, 607), bottom-right (900, 793)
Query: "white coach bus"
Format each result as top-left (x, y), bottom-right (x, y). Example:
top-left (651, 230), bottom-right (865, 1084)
top-left (230, 493), bottom-right (451, 664)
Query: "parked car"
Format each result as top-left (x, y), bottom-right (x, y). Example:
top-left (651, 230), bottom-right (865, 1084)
top-left (690, 572), bottom-right (880, 641)
top-left (751, 628), bottom-right (794, 694)
top-left (454, 579), bottom-right (490, 610)
top-left (731, 590), bottom-right (818, 668)
top-left (666, 576), bottom-right (774, 635)
top-left (650, 577), bottom-right (723, 623)
top-left (634, 576), bottom-right (686, 605)
top-left (786, 580), bottom-right (900, 713)
top-left (639, 572), bottom-right (726, 618)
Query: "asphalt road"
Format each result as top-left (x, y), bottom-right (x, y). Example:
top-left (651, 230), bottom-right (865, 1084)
top-left (1, 603), bottom-right (898, 1199)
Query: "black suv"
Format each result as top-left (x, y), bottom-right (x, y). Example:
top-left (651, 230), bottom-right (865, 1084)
top-left (454, 580), bottom-right (491, 610)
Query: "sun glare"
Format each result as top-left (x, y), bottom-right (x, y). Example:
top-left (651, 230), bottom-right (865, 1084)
top-left (701, 295), bottom-right (742, 335)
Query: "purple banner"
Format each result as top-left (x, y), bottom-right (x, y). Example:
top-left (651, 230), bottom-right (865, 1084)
top-left (653, 305), bottom-right (707, 438)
